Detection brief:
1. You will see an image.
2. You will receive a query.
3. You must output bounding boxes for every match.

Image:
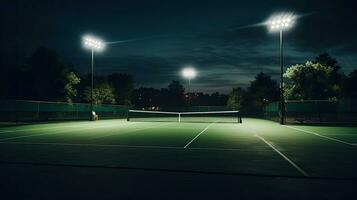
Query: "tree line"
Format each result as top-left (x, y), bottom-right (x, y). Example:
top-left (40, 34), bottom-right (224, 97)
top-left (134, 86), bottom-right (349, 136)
top-left (1, 48), bottom-right (356, 113)
top-left (0, 47), bottom-right (227, 108)
top-left (132, 82), bottom-right (228, 110)
top-left (227, 53), bottom-right (357, 114)
top-left (1, 48), bottom-right (81, 102)
top-left (0, 47), bottom-right (133, 105)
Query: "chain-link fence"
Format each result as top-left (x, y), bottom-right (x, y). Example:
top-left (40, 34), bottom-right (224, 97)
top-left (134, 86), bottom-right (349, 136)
top-left (0, 100), bottom-right (132, 122)
top-left (263, 99), bottom-right (357, 124)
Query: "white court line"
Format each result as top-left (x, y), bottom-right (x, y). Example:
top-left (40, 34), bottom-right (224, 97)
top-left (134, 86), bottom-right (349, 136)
top-left (0, 122), bottom-right (140, 142)
top-left (0, 125), bottom-right (116, 141)
top-left (284, 126), bottom-right (357, 147)
top-left (243, 125), bottom-right (310, 177)
top-left (189, 147), bottom-right (273, 152)
top-left (0, 120), bottom-right (132, 134)
top-left (0, 141), bottom-right (181, 149)
top-left (0, 141), bottom-right (273, 152)
top-left (254, 134), bottom-right (310, 177)
top-left (322, 133), bottom-right (357, 136)
top-left (184, 122), bottom-right (215, 148)
top-left (92, 122), bottom-right (171, 139)
top-left (0, 124), bottom-right (86, 134)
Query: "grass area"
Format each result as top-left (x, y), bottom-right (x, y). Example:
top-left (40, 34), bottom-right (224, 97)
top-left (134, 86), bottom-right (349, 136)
top-left (0, 118), bottom-right (357, 199)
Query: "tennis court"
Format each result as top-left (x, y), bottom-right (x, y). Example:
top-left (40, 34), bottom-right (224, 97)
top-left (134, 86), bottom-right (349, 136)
top-left (1, 117), bottom-right (357, 199)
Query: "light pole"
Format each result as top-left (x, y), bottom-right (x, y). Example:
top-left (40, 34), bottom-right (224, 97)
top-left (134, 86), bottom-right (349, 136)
top-left (83, 35), bottom-right (105, 120)
top-left (266, 13), bottom-right (295, 125)
top-left (181, 67), bottom-right (197, 105)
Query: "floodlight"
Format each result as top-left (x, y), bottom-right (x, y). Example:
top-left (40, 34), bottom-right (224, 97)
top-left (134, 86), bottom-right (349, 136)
top-left (83, 35), bottom-right (105, 51)
top-left (267, 13), bottom-right (295, 32)
top-left (181, 67), bottom-right (197, 105)
top-left (182, 67), bottom-right (196, 79)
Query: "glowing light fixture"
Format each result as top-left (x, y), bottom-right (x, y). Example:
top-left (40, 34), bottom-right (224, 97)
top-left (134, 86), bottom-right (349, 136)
top-left (182, 67), bottom-right (196, 80)
top-left (267, 14), bottom-right (295, 32)
top-left (181, 67), bottom-right (196, 105)
top-left (83, 35), bottom-right (105, 51)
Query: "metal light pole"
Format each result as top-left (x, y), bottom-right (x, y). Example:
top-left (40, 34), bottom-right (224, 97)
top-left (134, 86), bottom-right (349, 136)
top-left (279, 29), bottom-right (285, 125)
top-left (83, 35), bottom-right (105, 120)
top-left (91, 47), bottom-right (94, 118)
top-left (182, 67), bottom-right (196, 106)
top-left (188, 78), bottom-right (191, 105)
top-left (266, 13), bottom-right (295, 125)
top-left (188, 78), bottom-right (191, 93)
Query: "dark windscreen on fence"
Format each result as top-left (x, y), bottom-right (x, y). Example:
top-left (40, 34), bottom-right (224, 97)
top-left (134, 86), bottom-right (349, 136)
top-left (263, 99), bottom-right (357, 124)
top-left (0, 100), bottom-right (132, 122)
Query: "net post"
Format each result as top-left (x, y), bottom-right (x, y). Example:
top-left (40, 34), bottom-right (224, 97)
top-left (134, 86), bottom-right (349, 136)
top-left (126, 110), bottom-right (130, 121)
top-left (237, 111), bottom-right (239, 123)
top-left (179, 113), bottom-right (181, 123)
top-left (238, 111), bottom-right (242, 123)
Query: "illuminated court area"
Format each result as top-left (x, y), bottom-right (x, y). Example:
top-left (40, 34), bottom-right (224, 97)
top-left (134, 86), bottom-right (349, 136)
top-left (1, 118), bottom-right (357, 199)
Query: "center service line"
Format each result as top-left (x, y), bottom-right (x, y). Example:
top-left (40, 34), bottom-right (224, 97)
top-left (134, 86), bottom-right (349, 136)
top-left (184, 122), bottom-right (215, 149)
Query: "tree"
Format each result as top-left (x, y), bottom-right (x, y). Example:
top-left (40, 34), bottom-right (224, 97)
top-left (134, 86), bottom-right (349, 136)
top-left (343, 70), bottom-right (357, 99)
top-left (190, 92), bottom-right (209, 106)
top-left (63, 72), bottom-right (80, 103)
top-left (248, 72), bottom-right (279, 100)
top-left (227, 73), bottom-right (279, 114)
top-left (315, 53), bottom-right (340, 71)
top-left (131, 81), bottom-right (185, 109)
top-left (168, 80), bottom-right (185, 94)
top-left (227, 87), bottom-right (245, 110)
top-left (132, 87), bottom-right (160, 108)
top-left (27, 48), bottom-right (69, 100)
top-left (245, 72), bottom-right (279, 113)
top-left (314, 53), bottom-right (344, 92)
top-left (83, 83), bottom-right (116, 104)
top-left (284, 61), bottom-right (341, 100)
top-left (0, 48), bottom-right (80, 102)
top-left (209, 92), bottom-right (228, 106)
top-left (0, 63), bottom-right (31, 100)
top-left (190, 92), bottom-right (228, 106)
top-left (108, 73), bottom-right (133, 105)
top-left (167, 80), bottom-right (185, 108)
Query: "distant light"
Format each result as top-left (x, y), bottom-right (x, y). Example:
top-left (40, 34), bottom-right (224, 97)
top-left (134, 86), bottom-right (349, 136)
top-left (82, 35), bottom-right (105, 51)
top-left (182, 67), bottom-right (196, 79)
top-left (266, 13), bottom-right (295, 32)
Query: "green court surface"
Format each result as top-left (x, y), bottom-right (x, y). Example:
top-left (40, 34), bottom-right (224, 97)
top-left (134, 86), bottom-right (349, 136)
top-left (1, 118), bottom-right (357, 199)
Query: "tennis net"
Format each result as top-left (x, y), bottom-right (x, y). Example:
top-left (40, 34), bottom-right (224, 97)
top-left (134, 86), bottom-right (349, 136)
top-left (127, 110), bottom-right (242, 123)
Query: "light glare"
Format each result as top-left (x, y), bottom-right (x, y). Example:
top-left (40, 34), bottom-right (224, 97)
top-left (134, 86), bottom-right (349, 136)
top-left (82, 35), bottom-right (105, 51)
top-left (182, 67), bottom-right (196, 79)
top-left (267, 13), bottom-right (295, 32)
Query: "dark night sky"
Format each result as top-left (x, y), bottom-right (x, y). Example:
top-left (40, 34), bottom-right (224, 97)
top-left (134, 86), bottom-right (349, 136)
top-left (1, 0), bottom-right (357, 93)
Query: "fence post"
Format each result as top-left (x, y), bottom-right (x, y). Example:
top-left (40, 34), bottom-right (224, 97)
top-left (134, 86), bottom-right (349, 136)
top-left (76, 104), bottom-right (78, 119)
top-left (37, 102), bottom-right (40, 121)
top-left (15, 100), bottom-right (18, 123)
